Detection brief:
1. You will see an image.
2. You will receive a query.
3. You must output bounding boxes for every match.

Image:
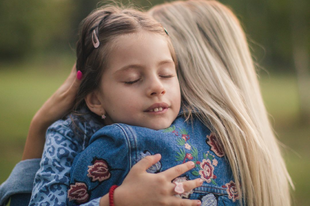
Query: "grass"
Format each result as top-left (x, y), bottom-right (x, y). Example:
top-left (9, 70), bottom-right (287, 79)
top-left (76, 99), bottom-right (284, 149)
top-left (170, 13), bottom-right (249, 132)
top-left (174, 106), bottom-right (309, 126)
top-left (0, 57), bottom-right (309, 205)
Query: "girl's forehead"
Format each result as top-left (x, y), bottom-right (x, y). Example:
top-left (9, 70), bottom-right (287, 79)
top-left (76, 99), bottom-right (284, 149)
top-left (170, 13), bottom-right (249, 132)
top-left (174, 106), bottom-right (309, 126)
top-left (103, 31), bottom-right (173, 73)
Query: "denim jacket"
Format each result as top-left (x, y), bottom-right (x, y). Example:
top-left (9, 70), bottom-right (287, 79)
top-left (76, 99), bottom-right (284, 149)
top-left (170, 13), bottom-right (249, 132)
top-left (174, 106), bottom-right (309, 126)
top-left (69, 112), bottom-right (240, 206)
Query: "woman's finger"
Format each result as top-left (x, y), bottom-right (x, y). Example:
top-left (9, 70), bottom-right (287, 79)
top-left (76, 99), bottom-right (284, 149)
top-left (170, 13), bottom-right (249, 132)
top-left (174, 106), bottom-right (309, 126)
top-left (162, 161), bottom-right (195, 180)
top-left (63, 64), bottom-right (80, 91)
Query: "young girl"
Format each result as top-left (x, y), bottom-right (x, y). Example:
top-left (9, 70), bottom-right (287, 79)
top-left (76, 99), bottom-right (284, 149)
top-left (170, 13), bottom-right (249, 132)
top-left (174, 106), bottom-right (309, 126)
top-left (69, 0), bottom-right (293, 206)
top-left (28, 4), bottom-right (204, 206)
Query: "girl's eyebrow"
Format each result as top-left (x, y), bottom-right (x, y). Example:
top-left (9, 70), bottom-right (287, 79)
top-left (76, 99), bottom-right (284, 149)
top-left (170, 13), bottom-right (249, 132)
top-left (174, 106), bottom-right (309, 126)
top-left (158, 59), bottom-right (175, 67)
top-left (114, 59), bottom-right (175, 75)
top-left (113, 65), bottom-right (142, 75)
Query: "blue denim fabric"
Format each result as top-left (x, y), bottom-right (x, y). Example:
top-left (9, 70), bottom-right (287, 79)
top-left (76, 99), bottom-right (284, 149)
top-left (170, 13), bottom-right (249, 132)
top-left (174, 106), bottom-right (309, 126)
top-left (0, 159), bottom-right (40, 206)
top-left (69, 113), bottom-right (240, 205)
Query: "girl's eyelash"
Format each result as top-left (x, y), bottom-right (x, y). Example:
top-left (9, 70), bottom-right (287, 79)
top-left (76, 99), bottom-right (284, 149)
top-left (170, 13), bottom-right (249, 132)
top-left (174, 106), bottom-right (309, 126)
top-left (160, 75), bottom-right (173, 78)
top-left (124, 74), bottom-right (173, 84)
top-left (124, 79), bottom-right (140, 84)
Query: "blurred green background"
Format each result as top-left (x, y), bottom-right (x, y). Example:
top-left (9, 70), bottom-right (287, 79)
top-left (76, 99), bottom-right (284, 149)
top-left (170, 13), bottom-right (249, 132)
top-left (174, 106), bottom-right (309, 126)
top-left (0, 0), bottom-right (309, 205)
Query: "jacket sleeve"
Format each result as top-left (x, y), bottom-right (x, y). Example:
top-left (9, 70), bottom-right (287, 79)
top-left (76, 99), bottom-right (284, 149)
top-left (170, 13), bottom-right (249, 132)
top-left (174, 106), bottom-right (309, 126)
top-left (0, 159), bottom-right (40, 206)
top-left (28, 120), bottom-right (83, 206)
top-left (68, 124), bottom-right (131, 206)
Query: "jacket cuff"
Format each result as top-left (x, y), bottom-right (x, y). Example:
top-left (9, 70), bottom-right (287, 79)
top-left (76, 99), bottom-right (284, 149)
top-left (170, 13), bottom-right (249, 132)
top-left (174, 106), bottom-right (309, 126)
top-left (0, 158), bottom-right (40, 206)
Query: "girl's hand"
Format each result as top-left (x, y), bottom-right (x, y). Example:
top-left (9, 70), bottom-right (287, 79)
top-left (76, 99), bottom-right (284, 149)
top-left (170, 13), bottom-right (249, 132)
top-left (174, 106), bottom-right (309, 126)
top-left (101, 154), bottom-right (202, 206)
top-left (22, 64), bottom-right (81, 160)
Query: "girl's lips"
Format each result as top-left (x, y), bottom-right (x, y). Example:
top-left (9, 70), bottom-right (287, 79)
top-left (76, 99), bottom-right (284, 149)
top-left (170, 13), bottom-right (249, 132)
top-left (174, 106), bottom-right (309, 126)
top-left (145, 103), bottom-right (169, 112)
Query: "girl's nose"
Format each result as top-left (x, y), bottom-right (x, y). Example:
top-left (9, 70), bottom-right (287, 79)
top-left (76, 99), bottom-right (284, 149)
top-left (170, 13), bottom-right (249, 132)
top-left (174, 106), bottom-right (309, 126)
top-left (147, 78), bottom-right (166, 97)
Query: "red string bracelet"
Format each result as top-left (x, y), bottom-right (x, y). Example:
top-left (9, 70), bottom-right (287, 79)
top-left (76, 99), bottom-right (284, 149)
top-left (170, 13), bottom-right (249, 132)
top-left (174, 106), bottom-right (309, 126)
top-left (109, 185), bottom-right (118, 206)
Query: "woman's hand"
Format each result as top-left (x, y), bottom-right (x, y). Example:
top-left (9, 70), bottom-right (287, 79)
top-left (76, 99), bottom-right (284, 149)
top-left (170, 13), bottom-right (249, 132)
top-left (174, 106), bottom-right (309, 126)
top-left (100, 154), bottom-right (202, 206)
top-left (22, 64), bottom-right (81, 160)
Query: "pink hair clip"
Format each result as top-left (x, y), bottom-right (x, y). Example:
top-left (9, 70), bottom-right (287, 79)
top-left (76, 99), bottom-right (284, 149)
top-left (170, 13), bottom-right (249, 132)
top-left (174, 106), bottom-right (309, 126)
top-left (92, 29), bottom-right (100, 48)
top-left (77, 70), bottom-right (83, 80)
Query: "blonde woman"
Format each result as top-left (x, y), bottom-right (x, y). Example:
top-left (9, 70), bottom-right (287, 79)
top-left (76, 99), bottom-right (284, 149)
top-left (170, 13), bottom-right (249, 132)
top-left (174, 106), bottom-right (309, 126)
top-left (149, 0), bottom-right (293, 205)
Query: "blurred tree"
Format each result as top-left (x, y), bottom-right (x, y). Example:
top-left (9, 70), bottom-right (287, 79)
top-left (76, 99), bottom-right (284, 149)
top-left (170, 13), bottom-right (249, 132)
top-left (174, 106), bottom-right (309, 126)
top-left (1, 0), bottom-right (309, 76)
top-left (0, 0), bottom-right (75, 61)
top-left (290, 0), bottom-right (310, 122)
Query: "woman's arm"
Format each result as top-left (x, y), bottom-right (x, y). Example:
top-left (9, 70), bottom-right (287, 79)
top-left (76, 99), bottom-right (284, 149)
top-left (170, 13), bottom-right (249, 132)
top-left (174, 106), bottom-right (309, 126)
top-left (22, 64), bottom-right (81, 160)
top-left (28, 119), bottom-right (83, 205)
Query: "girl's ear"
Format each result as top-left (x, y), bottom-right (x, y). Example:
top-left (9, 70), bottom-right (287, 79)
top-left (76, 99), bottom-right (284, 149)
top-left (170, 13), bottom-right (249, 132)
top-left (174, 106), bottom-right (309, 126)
top-left (85, 91), bottom-right (105, 116)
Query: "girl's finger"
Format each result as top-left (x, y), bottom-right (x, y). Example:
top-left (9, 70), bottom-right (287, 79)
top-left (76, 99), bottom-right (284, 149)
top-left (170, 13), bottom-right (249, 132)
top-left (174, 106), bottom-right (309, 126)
top-left (171, 178), bottom-right (203, 196)
top-left (168, 197), bottom-right (201, 206)
top-left (131, 154), bottom-right (162, 172)
top-left (162, 161), bottom-right (195, 180)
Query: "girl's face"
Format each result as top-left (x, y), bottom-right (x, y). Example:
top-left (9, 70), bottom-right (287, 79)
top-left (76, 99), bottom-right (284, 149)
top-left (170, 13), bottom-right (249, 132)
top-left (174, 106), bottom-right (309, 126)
top-left (96, 31), bottom-right (181, 130)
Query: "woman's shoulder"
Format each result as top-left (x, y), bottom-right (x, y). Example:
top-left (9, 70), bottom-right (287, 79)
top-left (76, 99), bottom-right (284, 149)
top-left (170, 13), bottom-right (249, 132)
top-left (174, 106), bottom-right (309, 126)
top-left (47, 116), bottom-right (74, 138)
top-left (47, 109), bottom-right (104, 146)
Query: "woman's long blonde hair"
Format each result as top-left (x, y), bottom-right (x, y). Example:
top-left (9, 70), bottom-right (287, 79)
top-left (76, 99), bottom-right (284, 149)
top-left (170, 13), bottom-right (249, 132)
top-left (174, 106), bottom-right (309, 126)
top-left (149, 1), bottom-right (293, 205)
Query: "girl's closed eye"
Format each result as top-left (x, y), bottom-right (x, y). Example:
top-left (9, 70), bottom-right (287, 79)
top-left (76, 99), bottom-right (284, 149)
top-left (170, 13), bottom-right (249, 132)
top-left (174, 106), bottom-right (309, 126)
top-left (160, 74), bottom-right (174, 78)
top-left (159, 69), bottom-right (176, 79)
top-left (124, 78), bottom-right (141, 84)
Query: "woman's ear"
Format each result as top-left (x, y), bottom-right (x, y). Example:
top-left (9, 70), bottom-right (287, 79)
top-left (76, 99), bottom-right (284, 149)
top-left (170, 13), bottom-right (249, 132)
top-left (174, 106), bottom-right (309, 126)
top-left (85, 91), bottom-right (105, 116)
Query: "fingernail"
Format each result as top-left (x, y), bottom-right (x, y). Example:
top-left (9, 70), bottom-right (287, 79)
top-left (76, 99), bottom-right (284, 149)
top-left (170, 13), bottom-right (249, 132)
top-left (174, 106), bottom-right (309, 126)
top-left (189, 161), bottom-right (195, 168)
top-left (153, 153), bottom-right (161, 159)
top-left (198, 178), bottom-right (203, 186)
top-left (196, 200), bottom-right (201, 206)
top-left (77, 70), bottom-right (83, 80)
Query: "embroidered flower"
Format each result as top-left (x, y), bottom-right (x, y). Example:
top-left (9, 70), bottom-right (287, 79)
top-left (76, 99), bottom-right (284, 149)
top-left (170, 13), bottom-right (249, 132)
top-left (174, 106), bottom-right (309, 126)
top-left (172, 176), bottom-right (193, 198)
top-left (182, 134), bottom-right (190, 141)
top-left (225, 181), bottom-right (240, 202)
top-left (185, 143), bottom-right (191, 150)
top-left (87, 159), bottom-right (111, 182)
top-left (199, 159), bottom-right (215, 183)
top-left (183, 153), bottom-right (193, 163)
top-left (206, 133), bottom-right (224, 157)
top-left (180, 128), bottom-right (190, 141)
top-left (212, 158), bottom-right (218, 166)
top-left (68, 182), bottom-right (89, 204)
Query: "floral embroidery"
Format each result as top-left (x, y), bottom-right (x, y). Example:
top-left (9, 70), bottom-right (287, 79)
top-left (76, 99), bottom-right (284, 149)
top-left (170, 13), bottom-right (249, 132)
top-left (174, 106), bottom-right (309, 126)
top-left (163, 125), bottom-right (179, 136)
top-left (225, 181), bottom-right (240, 202)
top-left (212, 158), bottom-right (218, 166)
top-left (180, 128), bottom-right (190, 141)
top-left (172, 176), bottom-right (193, 198)
top-left (166, 126), bottom-right (220, 184)
top-left (200, 151), bottom-right (218, 185)
top-left (199, 159), bottom-right (216, 184)
top-left (206, 133), bottom-right (224, 157)
top-left (185, 143), bottom-right (191, 150)
top-left (68, 182), bottom-right (90, 204)
top-left (69, 157), bottom-right (126, 205)
top-left (87, 159), bottom-right (111, 182)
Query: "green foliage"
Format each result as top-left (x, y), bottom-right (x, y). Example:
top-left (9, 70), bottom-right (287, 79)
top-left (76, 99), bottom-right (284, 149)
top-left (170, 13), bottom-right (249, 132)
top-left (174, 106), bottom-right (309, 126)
top-left (1, 0), bottom-right (309, 72)
top-left (220, 0), bottom-right (310, 72)
top-left (0, 0), bottom-right (75, 60)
